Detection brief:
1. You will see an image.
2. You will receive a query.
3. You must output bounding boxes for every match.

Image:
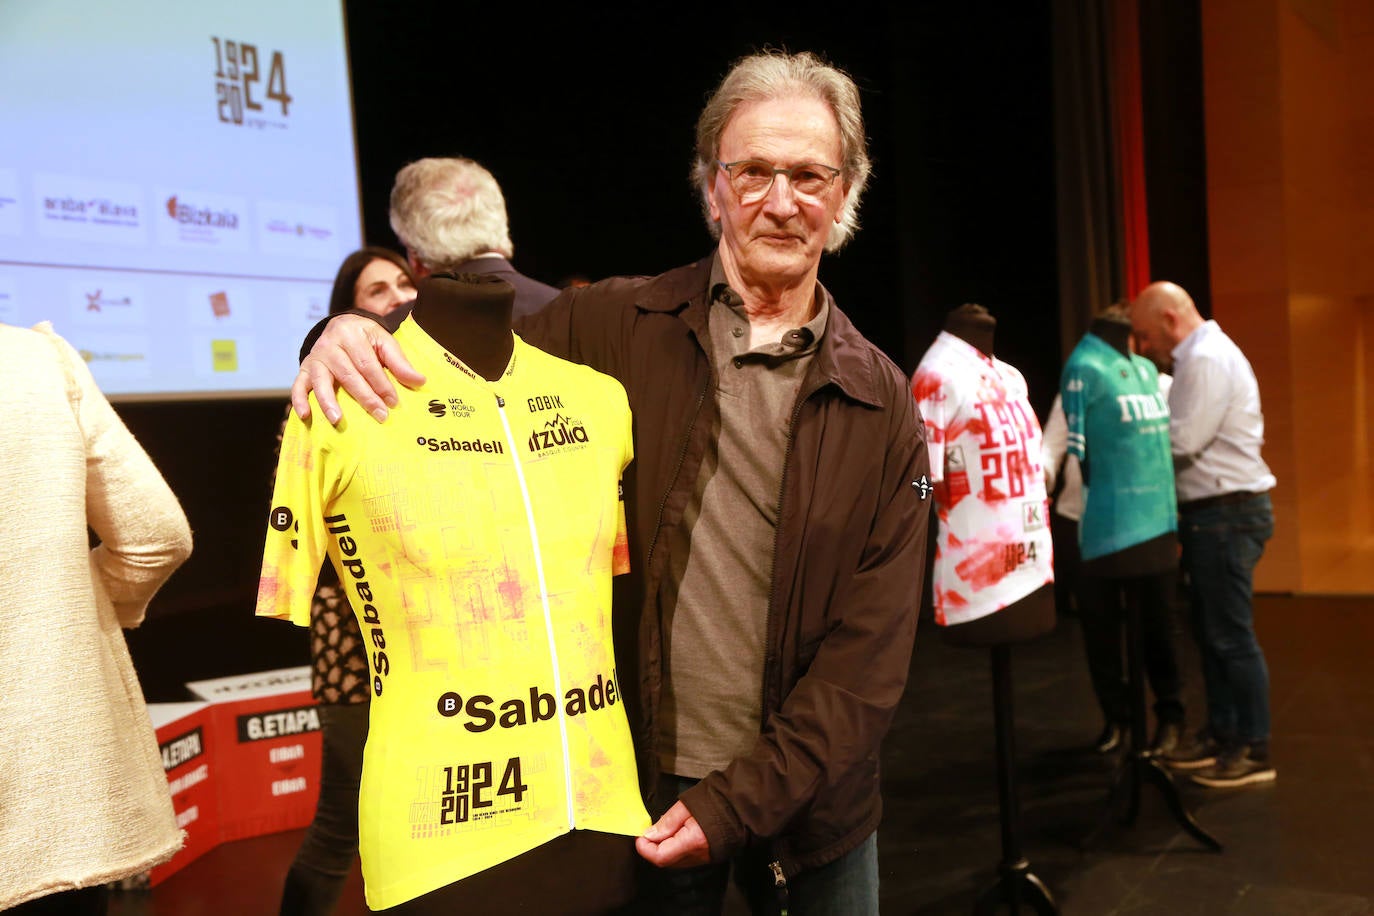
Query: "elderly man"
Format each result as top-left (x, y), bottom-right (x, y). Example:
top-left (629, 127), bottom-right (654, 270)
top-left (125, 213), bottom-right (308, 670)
top-left (296, 51), bottom-right (928, 914)
top-left (1130, 282), bottom-right (1277, 789)
top-left (387, 156), bottom-right (558, 318)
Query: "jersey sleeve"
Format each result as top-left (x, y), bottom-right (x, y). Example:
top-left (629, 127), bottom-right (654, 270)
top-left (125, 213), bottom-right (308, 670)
top-left (256, 403), bottom-right (347, 627)
top-left (1061, 362), bottom-right (1089, 464)
top-left (910, 365), bottom-right (948, 483)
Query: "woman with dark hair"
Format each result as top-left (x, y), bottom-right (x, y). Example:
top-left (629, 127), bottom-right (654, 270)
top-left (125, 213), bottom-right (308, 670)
top-left (280, 248), bottom-right (414, 916)
top-left (327, 246), bottom-right (415, 317)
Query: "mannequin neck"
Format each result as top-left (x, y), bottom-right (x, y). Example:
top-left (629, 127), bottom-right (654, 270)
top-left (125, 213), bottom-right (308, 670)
top-left (943, 309), bottom-right (995, 357)
top-left (410, 274), bottom-right (514, 382)
top-left (1090, 317), bottom-right (1132, 357)
top-left (946, 322), bottom-right (994, 357)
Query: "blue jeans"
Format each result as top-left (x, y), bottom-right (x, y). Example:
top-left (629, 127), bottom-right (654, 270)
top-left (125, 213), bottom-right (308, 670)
top-left (641, 774), bottom-right (879, 915)
top-left (1178, 493), bottom-right (1274, 746)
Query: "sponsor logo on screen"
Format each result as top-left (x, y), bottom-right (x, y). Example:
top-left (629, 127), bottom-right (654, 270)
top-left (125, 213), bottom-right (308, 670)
top-left (208, 290), bottom-right (231, 318)
top-left (0, 168), bottom-right (20, 236)
top-left (159, 191), bottom-right (247, 249)
top-left (212, 36), bottom-right (293, 131)
top-left (44, 196), bottom-right (139, 226)
top-left (257, 201), bottom-right (339, 260)
top-left (33, 174), bottom-right (146, 245)
top-left (265, 218), bottom-right (332, 241)
top-left (85, 289), bottom-right (133, 313)
top-left (211, 339), bottom-right (238, 372)
top-left (66, 279), bottom-right (147, 327)
top-left (79, 348), bottom-right (146, 365)
top-left (0, 278), bottom-right (17, 322)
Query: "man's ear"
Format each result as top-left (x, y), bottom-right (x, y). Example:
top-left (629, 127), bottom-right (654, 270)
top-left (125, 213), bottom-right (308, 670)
top-left (407, 251), bottom-right (431, 280)
top-left (1162, 307), bottom-right (1180, 337)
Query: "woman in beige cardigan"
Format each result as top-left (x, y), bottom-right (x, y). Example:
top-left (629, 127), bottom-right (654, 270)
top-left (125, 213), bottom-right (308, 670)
top-left (0, 322), bottom-right (192, 913)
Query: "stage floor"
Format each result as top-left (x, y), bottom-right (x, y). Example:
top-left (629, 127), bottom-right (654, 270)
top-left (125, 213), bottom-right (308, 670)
top-left (111, 593), bottom-right (1374, 915)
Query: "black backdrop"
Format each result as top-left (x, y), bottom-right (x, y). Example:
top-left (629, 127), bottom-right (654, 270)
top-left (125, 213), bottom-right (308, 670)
top-left (126, 0), bottom-right (1061, 698)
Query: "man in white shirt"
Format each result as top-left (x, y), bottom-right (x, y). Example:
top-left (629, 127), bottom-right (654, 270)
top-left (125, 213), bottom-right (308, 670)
top-left (1131, 281), bottom-right (1277, 788)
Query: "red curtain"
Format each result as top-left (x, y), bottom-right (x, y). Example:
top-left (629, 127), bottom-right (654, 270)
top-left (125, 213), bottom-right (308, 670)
top-left (1112, 0), bottom-right (1151, 298)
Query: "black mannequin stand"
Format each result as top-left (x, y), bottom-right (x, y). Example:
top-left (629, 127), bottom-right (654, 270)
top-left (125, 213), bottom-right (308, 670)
top-left (931, 305), bottom-right (1059, 914)
top-left (946, 586), bottom-right (1059, 916)
top-left (1081, 581), bottom-right (1222, 852)
top-left (971, 643), bottom-right (1057, 916)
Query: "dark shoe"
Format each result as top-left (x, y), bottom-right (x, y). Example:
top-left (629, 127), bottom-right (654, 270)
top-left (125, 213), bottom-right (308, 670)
top-left (1093, 722), bottom-right (1124, 754)
top-left (1161, 728), bottom-right (1220, 770)
top-left (1149, 720), bottom-right (1183, 758)
top-left (1190, 745), bottom-right (1277, 788)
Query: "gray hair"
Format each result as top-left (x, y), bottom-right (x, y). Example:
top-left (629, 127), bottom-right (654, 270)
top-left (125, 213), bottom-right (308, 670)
top-left (692, 50), bottom-right (871, 252)
top-left (389, 158), bottom-right (514, 271)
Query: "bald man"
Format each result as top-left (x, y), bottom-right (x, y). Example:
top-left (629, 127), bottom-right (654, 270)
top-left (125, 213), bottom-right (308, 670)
top-left (1130, 282), bottom-right (1277, 789)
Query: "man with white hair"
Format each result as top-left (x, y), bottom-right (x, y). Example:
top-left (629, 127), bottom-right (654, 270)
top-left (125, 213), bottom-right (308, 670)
top-left (295, 51), bottom-right (928, 914)
top-left (1130, 281), bottom-right (1277, 789)
top-left (387, 156), bottom-right (557, 317)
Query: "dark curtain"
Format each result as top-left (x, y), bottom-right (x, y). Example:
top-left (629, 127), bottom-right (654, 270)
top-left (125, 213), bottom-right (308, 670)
top-left (1052, 0), bottom-right (1131, 359)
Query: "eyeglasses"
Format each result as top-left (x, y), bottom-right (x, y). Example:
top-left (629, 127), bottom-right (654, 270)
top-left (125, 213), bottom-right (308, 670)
top-left (716, 159), bottom-right (842, 203)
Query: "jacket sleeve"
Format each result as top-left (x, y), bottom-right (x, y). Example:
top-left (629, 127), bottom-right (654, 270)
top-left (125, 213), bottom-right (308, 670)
top-left (51, 332), bottom-right (193, 628)
top-left (681, 364), bottom-right (931, 861)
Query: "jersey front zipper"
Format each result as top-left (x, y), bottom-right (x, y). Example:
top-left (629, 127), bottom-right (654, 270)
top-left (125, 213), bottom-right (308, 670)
top-left (494, 391), bottom-right (576, 830)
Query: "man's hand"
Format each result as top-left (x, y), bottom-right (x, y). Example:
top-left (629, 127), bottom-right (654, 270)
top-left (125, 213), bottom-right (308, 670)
top-left (290, 315), bottom-right (426, 424)
top-left (636, 800), bottom-right (711, 868)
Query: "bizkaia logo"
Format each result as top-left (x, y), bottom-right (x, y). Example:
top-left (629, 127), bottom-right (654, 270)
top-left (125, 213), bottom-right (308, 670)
top-left (527, 412), bottom-right (589, 453)
top-left (157, 189), bottom-right (248, 250)
top-left (427, 396), bottom-right (475, 419)
top-left (166, 195), bottom-right (239, 230)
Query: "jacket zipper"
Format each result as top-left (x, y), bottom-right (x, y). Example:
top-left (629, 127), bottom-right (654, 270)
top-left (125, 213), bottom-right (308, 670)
top-left (494, 392), bottom-right (576, 829)
top-left (769, 859), bottom-right (789, 915)
top-left (760, 381), bottom-right (822, 722)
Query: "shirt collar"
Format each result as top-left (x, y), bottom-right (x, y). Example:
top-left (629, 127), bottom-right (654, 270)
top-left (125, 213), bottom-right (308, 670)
top-left (708, 252), bottom-right (828, 351)
top-left (1171, 318), bottom-right (1218, 363)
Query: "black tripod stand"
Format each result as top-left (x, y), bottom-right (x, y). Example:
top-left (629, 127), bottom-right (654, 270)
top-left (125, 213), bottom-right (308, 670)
top-left (973, 645), bottom-right (1057, 915)
top-left (1083, 590), bottom-right (1222, 851)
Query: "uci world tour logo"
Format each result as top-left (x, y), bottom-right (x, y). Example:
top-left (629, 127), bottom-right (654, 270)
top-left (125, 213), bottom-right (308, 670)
top-left (527, 413), bottom-right (589, 453)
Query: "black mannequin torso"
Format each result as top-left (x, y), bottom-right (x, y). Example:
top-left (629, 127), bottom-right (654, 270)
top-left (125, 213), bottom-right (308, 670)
top-left (1078, 315), bottom-right (1177, 579)
top-left (410, 272), bottom-right (515, 381)
top-left (935, 305), bottom-right (1055, 648)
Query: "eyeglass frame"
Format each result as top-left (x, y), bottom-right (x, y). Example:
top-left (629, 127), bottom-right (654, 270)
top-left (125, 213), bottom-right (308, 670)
top-left (715, 159), bottom-right (844, 202)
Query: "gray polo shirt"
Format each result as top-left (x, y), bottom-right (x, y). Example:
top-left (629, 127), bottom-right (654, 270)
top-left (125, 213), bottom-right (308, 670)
top-left (657, 260), bottom-right (829, 778)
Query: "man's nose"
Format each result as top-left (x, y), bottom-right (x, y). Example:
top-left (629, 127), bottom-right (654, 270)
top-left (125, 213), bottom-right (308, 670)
top-left (761, 173), bottom-right (801, 218)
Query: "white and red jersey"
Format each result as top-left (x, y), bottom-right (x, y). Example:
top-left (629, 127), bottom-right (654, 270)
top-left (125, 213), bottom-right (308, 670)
top-left (912, 332), bottom-right (1053, 626)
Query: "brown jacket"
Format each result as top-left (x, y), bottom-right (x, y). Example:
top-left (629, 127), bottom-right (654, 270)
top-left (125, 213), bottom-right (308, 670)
top-left (513, 257), bottom-right (930, 875)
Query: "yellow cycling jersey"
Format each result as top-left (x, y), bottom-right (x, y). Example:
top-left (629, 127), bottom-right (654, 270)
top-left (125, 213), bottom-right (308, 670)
top-left (257, 318), bottom-right (648, 910)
